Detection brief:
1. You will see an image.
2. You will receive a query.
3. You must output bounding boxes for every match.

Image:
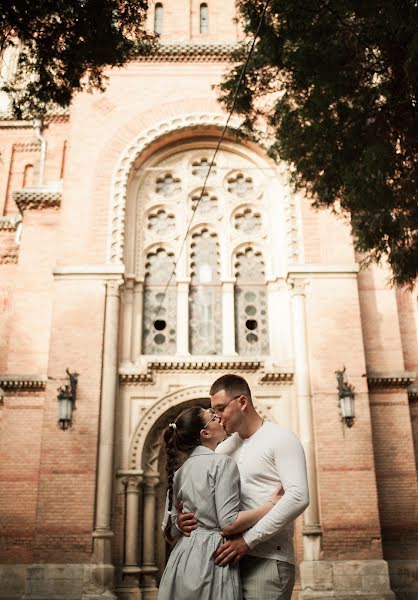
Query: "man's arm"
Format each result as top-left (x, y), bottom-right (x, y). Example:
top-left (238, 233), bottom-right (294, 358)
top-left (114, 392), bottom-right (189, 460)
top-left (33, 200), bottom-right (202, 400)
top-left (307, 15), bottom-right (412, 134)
top-left (215, 429), bottom-right (309, 566)
top-left (242, 430), bottom-right (309, 550)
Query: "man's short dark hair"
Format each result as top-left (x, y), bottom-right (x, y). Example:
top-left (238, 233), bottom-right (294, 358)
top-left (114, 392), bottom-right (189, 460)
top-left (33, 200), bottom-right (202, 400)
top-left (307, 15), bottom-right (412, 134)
top-left (209, 374), bottom-right (252, 399)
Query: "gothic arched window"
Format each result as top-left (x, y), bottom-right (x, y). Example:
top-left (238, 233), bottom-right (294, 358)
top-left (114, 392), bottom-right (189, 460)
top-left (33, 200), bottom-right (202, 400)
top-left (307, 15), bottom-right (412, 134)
top-left (142, 248), bottom-right (176, 354)
top-left (199, 3), bottom-right (209, 34)
top-left (234, 247), bottom-right (269, 355)
top-left (135, 145), bottom-right (275, 360)
top-left (154, 3), bottom-right (163, 34)
top-left (189, 228), bottom-right (222, 354)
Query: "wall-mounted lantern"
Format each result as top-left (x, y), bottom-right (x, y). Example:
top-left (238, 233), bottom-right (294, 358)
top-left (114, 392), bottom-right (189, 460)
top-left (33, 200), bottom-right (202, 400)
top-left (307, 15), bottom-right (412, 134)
top-left (57, 369), bottom-right (78, 430)
top-left (335, 367), bottom-right (355, 427)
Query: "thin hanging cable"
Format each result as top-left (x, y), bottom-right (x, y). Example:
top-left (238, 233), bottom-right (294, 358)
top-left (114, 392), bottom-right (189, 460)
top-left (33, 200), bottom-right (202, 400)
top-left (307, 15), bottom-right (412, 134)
top-left (154, 0), bottom-right (271, 318)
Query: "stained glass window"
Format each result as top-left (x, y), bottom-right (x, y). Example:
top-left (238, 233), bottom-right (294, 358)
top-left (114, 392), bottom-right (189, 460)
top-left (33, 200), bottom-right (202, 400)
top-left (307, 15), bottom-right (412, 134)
top-left (143, 248), bottom-right (176, 354)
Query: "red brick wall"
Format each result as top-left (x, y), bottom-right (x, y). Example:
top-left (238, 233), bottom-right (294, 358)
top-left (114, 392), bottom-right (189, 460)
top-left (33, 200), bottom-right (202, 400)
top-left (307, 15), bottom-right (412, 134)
top-left (306, 276), bottom-right (383, 559)
top-left (357, 265), bottom-right (418, 560)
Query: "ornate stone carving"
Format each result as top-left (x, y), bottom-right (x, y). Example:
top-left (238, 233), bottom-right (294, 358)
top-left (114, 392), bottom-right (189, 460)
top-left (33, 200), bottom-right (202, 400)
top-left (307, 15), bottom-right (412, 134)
top-left (13, 189), bottom-right (62, 212)
top-left (258, 371), bottom-right (293, 384)
top-left (155, 173), bottom-right (181, 197)
top-left (109, 113), bottom-right (242, 264)
top-left (119, 359), bottom-right (265, 385)
top-left (129, 386), bottom-right (210, 469)
top-left (135, 42), bottom-right (238, 62)
top-left (0, 216), bottom-right (21, 231)
top-left (147, 208), bottom-right (175, 235)
top-left (122, 474), bottom-right (143, 494)
top-left (226, 172), bottom-right (254, 198)
top-left (234, 207), bottom-right (262, 234)
top-left (191, 190), bottom-right (218, 215)
top-left (234, 247), bottom-right (265, 282)
top-left (13, 142), bottom-right (39, 152)
top-left (367, 371), bottom-right (416, 389)
top-left (0, 375), bottom-right (47, 390)
top-left (191, 157), bottom-right (217, 178)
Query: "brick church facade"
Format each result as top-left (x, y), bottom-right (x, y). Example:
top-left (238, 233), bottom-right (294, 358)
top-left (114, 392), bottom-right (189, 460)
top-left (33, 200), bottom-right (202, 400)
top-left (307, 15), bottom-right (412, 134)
top-left (0, 2), bottom-right (417, 599)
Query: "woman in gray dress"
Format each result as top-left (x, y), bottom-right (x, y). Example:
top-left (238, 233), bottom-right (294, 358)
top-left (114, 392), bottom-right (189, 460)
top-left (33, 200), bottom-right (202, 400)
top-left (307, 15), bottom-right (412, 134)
top-left (157, 406), bottom-right (281, 600)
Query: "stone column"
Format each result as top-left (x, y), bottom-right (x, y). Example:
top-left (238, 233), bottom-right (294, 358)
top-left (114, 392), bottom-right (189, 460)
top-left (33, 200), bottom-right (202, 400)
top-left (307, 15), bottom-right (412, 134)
top-left (290, 278), bottom-right (322, 560)
top-left (117, 474), bottom-right (143, 600)
top-left (121, 276), bottom-right (134, 364)
top-left (141, 475), bottom-right (160, 600)
top-left (222, 279), bottom-right (236, 355)
top-left (131, 279), bottom-right (144, 362)
top-left (267, 278), bottom-right (291, 363)
top-left (92, 279), bottom-right (122, 567)
top-left (123, 475), bottom-right (143, 575)
top-left (176, 279), bottom-right (190, 355)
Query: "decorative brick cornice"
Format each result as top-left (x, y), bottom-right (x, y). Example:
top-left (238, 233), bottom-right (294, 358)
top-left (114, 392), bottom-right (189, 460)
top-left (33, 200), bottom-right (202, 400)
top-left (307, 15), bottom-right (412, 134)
top-left (13, 188), bottom-right (62, 212)
top-left (0, 375), bottom-right (47, 391)
top-left (13, 142), bottom-right (39, 152)
top-left (148, 359), bottom-right (263, 371)
top-left (0, 106), bottom-right (70, 124)
top-left (259, 371), bottom-right (294, 384)
top-left (0, 216), bottom-right (21, 231)
top-left (120, 360), bottom-right (293, 386)
top-left (366, 371), bottom-right (416, 390)
top-left (408, 386), bottom-right (418, 404)
top-left (120, 372), bottom-right (154, 384)
top-left (0, 250), bottom-right (18, 264)
top-left (135, 42), bottom-right (239, 62)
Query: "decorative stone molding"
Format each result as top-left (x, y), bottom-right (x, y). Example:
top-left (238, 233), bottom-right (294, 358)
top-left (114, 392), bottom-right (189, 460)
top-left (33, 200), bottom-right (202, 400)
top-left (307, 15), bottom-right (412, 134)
top-left (13, 188), bottom-right (62, 212)
top-left (0, 374), bottom-right (47, 391)
top-left (0, 215), bottom-right (22, 231)
top-left (136, 42), bottom-right (239, 62)
top-left (120, 359), bottom-right (266, 385)
top-left (120, 372), bottom-right (154, 384)
top-left (53, 264), bottom-right (125, 281)
top-left (149, 359), bottom-right (262, 371)
top-left (259, 371), bottom-right (293, 384)
top-left (109, 112), bottom-right (242, 264)
top-left (13, 142), bottom-right (39, 152)
top-left (120, 360), bottom-right (294, 387)
top-left (0, 249), bottom-right (18, 264)
top-left (129, 385), bottom-right (209, 468)
top-left (408, 385), bottom-right (418, 404)
top-left (288, 264), bottom-right (360, 277)
top-left (366, 371), bottom-right (416, 390)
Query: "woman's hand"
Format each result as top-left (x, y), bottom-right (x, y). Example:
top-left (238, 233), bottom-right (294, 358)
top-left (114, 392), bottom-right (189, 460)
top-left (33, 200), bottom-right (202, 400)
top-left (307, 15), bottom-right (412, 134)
top-left (269, 484), bottom-right (284, 505)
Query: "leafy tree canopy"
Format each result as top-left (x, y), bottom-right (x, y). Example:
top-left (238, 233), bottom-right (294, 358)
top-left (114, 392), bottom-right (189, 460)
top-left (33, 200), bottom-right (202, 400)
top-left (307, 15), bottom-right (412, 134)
top-left (219, 0), bottom-right (418, 286)
top-left (0, 0), bottom-right (153, 118)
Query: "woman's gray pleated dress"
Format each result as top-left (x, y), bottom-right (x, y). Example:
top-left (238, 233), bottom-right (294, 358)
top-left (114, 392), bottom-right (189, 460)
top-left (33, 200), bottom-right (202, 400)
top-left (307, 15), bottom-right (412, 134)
top-left (158, 445), bottom-right (242, 600)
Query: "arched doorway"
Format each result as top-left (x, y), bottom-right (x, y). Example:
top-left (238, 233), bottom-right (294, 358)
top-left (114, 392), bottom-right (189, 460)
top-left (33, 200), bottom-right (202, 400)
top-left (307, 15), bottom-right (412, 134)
top-left (116, 382), bottom-right (277, 600)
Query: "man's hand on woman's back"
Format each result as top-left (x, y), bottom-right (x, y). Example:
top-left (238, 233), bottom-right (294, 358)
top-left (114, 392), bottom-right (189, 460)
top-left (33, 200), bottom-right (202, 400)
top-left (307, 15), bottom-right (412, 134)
top-left (176, 500), bottom-right (197, 536)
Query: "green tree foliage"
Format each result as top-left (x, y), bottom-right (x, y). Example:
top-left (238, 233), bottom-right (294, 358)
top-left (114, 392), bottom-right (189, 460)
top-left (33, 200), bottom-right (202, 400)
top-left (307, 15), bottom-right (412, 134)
top-left (219, 0), bottom-right (418, 286)
top-left (1, 0), bottom-right (153, 118)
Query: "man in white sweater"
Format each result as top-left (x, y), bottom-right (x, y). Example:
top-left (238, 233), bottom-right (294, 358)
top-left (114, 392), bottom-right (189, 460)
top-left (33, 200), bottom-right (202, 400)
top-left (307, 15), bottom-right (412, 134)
top-left (211, 374), bottom-right (309, 599)
top-left (179, 373), bottom-right (309, 599)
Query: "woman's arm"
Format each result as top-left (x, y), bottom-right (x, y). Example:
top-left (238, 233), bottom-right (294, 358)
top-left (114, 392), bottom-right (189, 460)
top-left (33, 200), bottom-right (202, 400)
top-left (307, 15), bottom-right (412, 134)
top-left (221, 485), bottom-right (283, 536)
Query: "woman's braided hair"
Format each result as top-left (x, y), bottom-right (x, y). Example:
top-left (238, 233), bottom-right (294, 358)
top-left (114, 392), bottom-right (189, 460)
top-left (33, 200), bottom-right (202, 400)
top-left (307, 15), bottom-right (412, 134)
top-left (163, 406), bottom-right (206, 542)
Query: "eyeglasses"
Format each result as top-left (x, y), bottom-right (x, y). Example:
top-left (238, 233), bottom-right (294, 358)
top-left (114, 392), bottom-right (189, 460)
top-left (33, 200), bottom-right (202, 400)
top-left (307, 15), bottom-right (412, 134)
top-left (203, 408), bottom-right (221, 429)
top-left (212, 394), bottom-right (242, 416)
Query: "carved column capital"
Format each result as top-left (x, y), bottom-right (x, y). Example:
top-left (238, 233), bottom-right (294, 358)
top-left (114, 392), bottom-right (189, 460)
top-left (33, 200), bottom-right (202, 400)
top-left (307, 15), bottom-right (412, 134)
top-left (144, 474), bottom-right (160, 490)
top-left (288, 277), bottom-right (308, 296)
top-left (122, 474), bottom-right (143, 494)
top-left (106, 278), bottom-right (123, 297)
